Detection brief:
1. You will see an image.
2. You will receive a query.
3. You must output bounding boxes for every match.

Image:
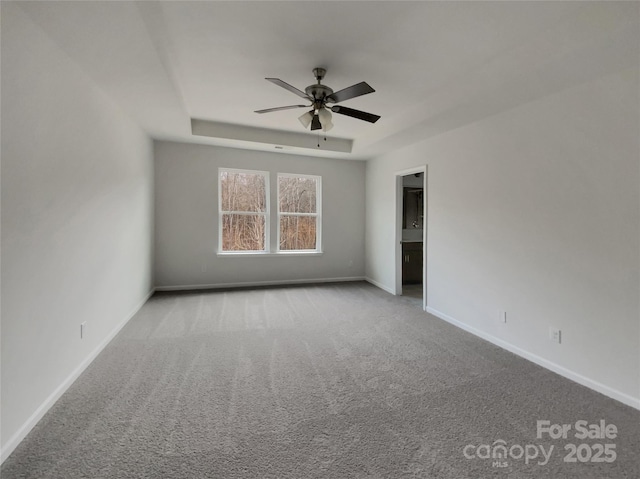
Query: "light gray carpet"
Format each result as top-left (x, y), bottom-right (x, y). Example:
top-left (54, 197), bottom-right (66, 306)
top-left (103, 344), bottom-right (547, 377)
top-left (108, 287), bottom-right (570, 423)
top-left (3, 282), bottom-right (639, 478)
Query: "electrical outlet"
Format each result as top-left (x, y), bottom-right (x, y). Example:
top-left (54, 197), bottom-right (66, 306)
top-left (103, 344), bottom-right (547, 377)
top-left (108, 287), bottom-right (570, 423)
top-left (549, 327), bottom-right (561, 344)
top-left (80, 322), bottom-right (87, 339)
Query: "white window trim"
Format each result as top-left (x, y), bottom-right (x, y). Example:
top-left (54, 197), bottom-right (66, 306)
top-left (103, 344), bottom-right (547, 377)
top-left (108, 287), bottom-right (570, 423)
top-left (277, 173), bottom-right (322, 253)
top-left (217, 251), bottom-right (323, 258)
top-left (218, 167), bottom-right (270, 254)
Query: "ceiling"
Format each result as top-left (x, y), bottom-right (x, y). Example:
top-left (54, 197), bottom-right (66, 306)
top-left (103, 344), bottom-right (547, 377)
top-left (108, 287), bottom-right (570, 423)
top-left (16, 1), bottom-right (639, 160)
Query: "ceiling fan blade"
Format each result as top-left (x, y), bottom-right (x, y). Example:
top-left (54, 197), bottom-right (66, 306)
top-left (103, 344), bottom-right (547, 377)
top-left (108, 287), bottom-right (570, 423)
top-left (266, 78), bottom-right (310, 100)
top-left (254, 105), bottom-right (309, 114)
top-left (326, 81), bottom-right (375, 103)
top-left (331, 105), bottom-right (380, 123)
top-left (310, 114), bottom-right (322, 131)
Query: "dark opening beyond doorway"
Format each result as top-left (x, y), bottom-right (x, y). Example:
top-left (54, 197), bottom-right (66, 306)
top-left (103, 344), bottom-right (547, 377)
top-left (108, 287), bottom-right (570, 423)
top-left (401, 172), bottom-right (424, 304)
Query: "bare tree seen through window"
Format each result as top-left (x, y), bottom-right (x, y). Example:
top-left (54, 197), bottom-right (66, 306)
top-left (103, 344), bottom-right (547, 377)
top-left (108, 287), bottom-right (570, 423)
top-left (219, 170), bottom-right (267, 251)
top-left (278, 176), bottom-right (319, 250)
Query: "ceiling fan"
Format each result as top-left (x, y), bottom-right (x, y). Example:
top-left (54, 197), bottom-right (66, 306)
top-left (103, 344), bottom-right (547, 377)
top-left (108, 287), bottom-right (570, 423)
top-left (254, 68), bottom-right (380, 132)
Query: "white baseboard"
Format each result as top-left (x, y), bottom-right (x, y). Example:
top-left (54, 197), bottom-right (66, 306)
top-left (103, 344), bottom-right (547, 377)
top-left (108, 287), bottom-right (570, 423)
top-left (154, 276), bottom-right (366, 292)
top-left (426, 307), bottom-right (640, 411)
top-left (0, 289), bottom-right (155, 464)
top-left (364, 277), bottom-right (396, 295)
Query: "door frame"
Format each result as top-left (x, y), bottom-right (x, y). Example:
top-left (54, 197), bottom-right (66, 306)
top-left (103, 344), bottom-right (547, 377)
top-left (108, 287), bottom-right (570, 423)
top-left (395, 165), bottom-right (427, 311)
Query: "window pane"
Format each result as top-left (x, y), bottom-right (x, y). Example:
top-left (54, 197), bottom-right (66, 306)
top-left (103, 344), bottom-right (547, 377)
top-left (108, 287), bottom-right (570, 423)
top-left (222, 214), bottom-right (265, 251)
top-left (280, 216), bottom-right (317, 250)
top-left (220, 171), bottom-right (266, 212)
top-left (278, 176), bottom-right (317, 213)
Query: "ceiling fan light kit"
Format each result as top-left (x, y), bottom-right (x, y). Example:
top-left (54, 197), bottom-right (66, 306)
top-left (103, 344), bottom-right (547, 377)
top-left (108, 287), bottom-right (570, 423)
top-left (298, 111), bottom-right (313, 128)
top-left (317, 107), bottom-right (333, 131)
top-left (255, 67), bottom-right (380, 133)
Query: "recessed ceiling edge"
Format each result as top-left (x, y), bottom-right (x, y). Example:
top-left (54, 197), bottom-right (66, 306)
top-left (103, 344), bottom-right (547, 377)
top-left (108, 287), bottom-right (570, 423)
top-left (190, 119), bottom-right (353, 154)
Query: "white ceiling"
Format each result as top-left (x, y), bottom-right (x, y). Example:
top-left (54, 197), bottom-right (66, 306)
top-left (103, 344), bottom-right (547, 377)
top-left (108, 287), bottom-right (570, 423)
top-left (17, 1), bottom-right (639, 160)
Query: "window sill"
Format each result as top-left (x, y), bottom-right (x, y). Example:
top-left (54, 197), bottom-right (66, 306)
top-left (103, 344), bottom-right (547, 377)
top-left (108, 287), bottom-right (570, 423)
top-left (217, 251), bottom-right (323, 257)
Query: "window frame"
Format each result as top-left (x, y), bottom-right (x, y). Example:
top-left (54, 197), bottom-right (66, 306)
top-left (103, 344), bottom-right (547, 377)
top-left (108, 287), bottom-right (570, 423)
top-left (277, 173), bottom-right (322, 253)
top-left (218, 167), bottom-right (270, 254)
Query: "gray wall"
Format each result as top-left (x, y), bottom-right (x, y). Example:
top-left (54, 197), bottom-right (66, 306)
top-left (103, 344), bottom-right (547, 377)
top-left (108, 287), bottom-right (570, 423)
top-left (1, 4), bottom-right (154, 458)
top-left (365, 68), bottom-right (640, 407)
top-left (154, 141), bottom-right (366, 288)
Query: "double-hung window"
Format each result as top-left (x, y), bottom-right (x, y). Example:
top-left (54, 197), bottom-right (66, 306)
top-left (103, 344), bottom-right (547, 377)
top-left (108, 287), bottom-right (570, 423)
top-left (218, 168), bottom-right (269, 252)
top-left (278, 174), bottom-right (321, 252)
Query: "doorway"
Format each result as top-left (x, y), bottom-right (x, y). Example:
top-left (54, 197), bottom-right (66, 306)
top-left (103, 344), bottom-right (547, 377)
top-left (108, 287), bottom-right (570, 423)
top-left (395, 166), bottom-right (427, 310)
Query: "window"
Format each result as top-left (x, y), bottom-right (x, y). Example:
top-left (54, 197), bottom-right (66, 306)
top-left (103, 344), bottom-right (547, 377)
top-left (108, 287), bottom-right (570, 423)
top-left (278, 174), bottom-right (321, 252)
top-left (218, 168), bottom-right (269, 252)
top-left (218, 169), bottom-right (322, 255)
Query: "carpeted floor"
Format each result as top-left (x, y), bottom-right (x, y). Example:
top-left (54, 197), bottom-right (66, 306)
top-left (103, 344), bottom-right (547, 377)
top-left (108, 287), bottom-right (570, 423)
top-left (402, 283), bottom-right (423, 308)
top-left (3, 282), bottom-right (639, 478)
